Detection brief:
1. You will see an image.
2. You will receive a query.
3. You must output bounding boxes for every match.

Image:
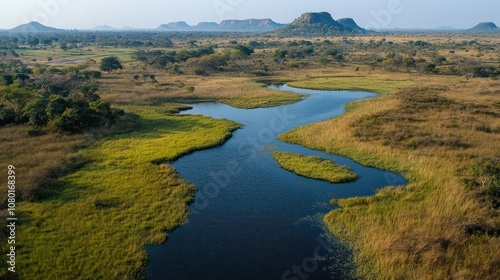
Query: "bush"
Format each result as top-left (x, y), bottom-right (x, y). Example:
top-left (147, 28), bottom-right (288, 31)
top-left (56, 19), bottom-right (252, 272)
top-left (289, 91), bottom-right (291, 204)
top-left (194, 69), bottom-right (206, 76)
top-left (0, 105), bottom-right (16, 126)
top-left (90, 100), bottom-right (113, 119)
top-left (23, 97), bottom-right (49, 127)
top-left (46, 95), bottom-right (70, 119)
top-left (465, 158), bottom-right (500, 207)
top-left (50, 108), bottom-right (83, 133)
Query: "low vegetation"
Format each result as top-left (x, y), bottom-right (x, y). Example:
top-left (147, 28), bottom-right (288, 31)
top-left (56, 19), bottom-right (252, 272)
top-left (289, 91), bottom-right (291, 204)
top-left (273, 151), bottom-right (357, 183)
top-left (8, 104), bottom-right (239, 280)
top-left (280, 73), bottom-right (500, 279)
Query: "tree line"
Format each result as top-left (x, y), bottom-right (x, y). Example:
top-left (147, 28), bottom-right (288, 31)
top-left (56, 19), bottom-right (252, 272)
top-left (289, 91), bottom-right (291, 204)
top-left (0, 59), bottom-right (122, 134)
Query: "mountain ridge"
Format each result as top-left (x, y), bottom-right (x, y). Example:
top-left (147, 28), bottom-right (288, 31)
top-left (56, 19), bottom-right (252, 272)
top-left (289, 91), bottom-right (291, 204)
top-left (468, 22), bottom-right (499, 33)
top-left (157, 18), bottom-right (285, 32)
top-left (337, 18), bottom-right (365, 31)
top-left (273, 12), bottom-right (359, 37)
top-left (3, 18), bottom-right (499, 34)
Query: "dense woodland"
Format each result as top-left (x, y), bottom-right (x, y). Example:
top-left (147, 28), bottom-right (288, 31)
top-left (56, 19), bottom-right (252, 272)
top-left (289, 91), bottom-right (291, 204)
top-left (0, 60), bottom-right (122, 134)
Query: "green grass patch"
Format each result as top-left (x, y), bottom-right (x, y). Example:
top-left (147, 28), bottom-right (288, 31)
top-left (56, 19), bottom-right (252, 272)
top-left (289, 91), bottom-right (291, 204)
top-left (273, 152), bottom-right (358, 183)
top-left (20, 47), bottom-right (136, 63)
top-left (15, 104), bottom-right (240, 280)
top-left (288, 76), bottom-right (416, 96)
top-left (218, 94), bottom-right (302, 109)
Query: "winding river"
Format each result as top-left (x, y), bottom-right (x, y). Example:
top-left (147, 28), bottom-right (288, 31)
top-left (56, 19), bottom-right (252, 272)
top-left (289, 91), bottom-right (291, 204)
top-left (146, 85), bottom-right (407, 280)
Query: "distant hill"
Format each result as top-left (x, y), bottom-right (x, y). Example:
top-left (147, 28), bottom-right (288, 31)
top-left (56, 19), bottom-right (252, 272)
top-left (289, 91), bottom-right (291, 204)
top-left (165, 21), bottom-right (193, 31)
top-left (9, 21), bottom-right (62, 33)
top-left (193, 22), bottom-right (219, 31)
top-left (157, 24), bottom-right (173, 31)
top-left (337, 18), bottom-right (365, 31)
top-left (157, 18), bottom-right (284, 32)
top-left (218, 18), bottom-right (285, 32)
top-left (122, 25), bottom-right (141, 31)
top-left (469, 22), bottom-right (499, 33)
top-left (92, 25), bottom-right (117, 31)
top-left (274, 12), bottom-right (358, 37)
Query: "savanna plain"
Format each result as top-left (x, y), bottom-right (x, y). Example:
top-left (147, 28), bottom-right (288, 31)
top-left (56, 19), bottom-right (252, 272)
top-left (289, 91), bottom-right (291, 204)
top-left (0, 30), bottom-right (499, 280)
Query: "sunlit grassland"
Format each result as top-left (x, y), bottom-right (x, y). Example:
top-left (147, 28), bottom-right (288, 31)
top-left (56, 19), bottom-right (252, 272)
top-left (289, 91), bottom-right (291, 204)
top-left (280, 72), bottom-right (500, 279)
top-left (273, 152), bottom-right (357, 183)
top-left (99, 67), bottom-right (302, 109)
top-left (15, 104), bottom-right (240, 280)
top-left (19, 46), bottom-right (135, 65)
top-left (288, 74), bottom-right (417, 95)
top-left (5, 35), bottom-right (499, 279)
top-left (0, 126), bottom-right (87, 203)
top-left (19, 45), bottom-right (303, 109)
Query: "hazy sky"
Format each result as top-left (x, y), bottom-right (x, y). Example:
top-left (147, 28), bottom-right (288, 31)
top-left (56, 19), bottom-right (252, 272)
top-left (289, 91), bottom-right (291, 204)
top-left (1, 0), bottom-right (499, 30)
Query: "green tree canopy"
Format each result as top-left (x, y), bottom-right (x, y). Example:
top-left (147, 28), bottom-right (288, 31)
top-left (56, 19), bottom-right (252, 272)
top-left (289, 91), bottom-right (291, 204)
top-left (99, 56), bottom-right (123, 73)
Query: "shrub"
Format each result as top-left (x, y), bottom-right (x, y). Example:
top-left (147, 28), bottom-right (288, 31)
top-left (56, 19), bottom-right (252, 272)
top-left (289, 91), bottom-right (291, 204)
top-left (50, 108), bottom-right (83, 133)
top-left (194, 69), bottom-right (206, 76)
top-left (0, 105), bottom-right (16, 126)
top-left (466, 159), bottom-right (500, 196)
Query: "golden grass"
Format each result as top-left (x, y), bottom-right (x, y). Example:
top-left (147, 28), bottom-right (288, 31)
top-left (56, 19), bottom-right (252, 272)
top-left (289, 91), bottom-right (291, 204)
top-left (273, 151), bottom-right (357, 183)
top-left (98, 66), bottom-right (302, 109)
top-left (280, 70), bottom-right (500, 279)
top-left (0, 125), bottom-right (87, 203)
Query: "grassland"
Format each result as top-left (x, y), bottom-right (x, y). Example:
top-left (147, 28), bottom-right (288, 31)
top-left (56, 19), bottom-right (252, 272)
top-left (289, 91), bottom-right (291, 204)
top-left (1, 33), bottom-right (499, 279)
top-left (98, 70), bottom-right (302, 109)
top-left (280, 71), bottom-right (500, 279)
top-left (273, 151), bottom-right (358, 183)
top-left (19, 47), bottom-right (135, 65)
top-left (2, 44), bottom-right (303, 279)
top-left (9, 104), bottom-right (239, 280)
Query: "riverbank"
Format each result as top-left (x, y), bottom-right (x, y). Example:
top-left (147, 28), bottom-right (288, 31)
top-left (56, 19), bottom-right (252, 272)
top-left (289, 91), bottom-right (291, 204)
top-left (12, 104), bottom-right (240, 279)
top-left (280, 73), bottom-right (500, 279)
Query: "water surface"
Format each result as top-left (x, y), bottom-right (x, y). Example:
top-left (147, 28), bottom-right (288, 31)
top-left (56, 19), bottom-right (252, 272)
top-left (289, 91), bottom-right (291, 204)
top-left (146, 85), bottom-right (406, 280)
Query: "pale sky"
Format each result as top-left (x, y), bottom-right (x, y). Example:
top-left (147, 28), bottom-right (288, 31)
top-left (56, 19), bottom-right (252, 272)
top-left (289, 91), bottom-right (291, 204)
top-left (0, 0), bottom-right (498, 30)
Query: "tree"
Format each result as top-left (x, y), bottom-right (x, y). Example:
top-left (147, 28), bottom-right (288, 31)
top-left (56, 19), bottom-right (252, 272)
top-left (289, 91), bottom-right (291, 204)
top-left (272, 49), bottom-right (288, 69)
top-left (51, 108), bottom-right (83, 133)
top-left (23, 97), bottom-right (49, 127)
top-left (0, 104), bottom-right (16, 126)
top-left (80, 70), bottom-right (102, 83)
top-left (0, 85), bottom-right (32, 114)
top-left (28, 37), bottom-right (40, 48)
top-left (466, 159), bottom-right (500, 206)
top-left (46, 95), bottom-right (70, 119)
top-left (99, 56), bottom-right (123, 74)
top-left (234, 45), bottom-right (254, 56)
top-left (187, 54), bottom-right (228, 71)
top-left (403, 57), bottom-right (416, 71)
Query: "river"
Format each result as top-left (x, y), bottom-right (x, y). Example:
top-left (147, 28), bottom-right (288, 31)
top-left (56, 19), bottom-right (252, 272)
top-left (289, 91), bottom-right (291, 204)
top-left (146, 84), bottom-right (406, 280)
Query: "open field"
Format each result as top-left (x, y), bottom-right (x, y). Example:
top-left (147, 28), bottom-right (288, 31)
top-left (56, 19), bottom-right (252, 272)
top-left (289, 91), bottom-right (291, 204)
top-left (98, 71), bottom-right (302, 109)
top-left (19, 46), bottom-right (136, 64)
top-left (1, 33), bottom-right (499, 279)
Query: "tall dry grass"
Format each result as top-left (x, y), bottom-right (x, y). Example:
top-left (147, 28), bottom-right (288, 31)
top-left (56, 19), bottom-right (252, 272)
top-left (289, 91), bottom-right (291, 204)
top-left (281, 70), bottom-right (500, 279)
top-left (0, 125), bottom-right (86, 203)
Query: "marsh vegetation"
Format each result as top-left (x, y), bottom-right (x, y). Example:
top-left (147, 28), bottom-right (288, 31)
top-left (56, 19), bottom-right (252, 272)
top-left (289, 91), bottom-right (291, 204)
top-left (273, 151), bottom-right (358, 183)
